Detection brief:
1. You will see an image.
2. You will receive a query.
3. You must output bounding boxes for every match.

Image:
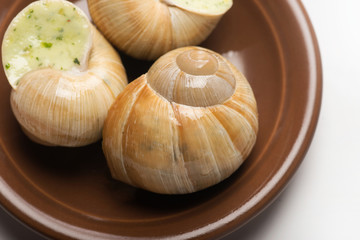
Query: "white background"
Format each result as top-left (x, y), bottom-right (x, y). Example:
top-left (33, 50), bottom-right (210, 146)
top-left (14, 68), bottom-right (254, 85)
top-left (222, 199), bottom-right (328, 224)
top-left (1, 0), bottom-right (360, 239)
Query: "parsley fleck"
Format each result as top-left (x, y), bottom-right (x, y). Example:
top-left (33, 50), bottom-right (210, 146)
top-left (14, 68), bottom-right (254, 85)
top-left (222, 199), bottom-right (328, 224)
top-left (41, 42), bottom-right (53, 48)
top-left (24, 45), bottom-right (33, 51)
top-left (56, 35), bottom-right (63, 40)
top-left (5, 63), bottom-right (10, 69)
top-left (27, 9), bottom-right (33, 19)
top-left (73, 58), bottom-right (80, 65)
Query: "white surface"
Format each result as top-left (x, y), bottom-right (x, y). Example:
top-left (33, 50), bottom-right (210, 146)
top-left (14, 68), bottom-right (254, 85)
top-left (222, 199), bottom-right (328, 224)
top-left (1, 0), bottom-right (360, 239)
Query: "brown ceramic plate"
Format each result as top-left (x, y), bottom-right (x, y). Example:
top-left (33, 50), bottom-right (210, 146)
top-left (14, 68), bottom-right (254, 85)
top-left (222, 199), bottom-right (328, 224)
top-left (0, 0), bottom-right (322, 239)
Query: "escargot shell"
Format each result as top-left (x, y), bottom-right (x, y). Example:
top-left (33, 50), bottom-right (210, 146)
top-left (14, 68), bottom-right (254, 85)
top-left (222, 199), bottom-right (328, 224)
top-left (87, 0), bottom-right (233, 60)
top-left (4, 0), bottom-right (128, 147)
top-left (102, 46), bottom-right (258, 194)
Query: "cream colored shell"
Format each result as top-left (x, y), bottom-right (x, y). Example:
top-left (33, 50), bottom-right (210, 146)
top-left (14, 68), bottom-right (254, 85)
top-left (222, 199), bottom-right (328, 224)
top-left (102, 46), bottom-right (258, 194)
top-left (87, 0), bottom-right (233, 60)
top-left (10, 27), bottom-right (128, 146)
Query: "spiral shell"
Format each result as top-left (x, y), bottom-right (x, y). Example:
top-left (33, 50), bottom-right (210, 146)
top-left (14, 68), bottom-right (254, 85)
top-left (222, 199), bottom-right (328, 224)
top-left (87, 0), bottom-right (233, 60)
top-left (5, 1), bottom-right (128, 147)
top-left (102, 46), bottom-right (258, 194)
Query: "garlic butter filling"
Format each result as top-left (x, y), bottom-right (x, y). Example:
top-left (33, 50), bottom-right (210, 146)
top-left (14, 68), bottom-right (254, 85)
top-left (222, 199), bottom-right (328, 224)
top-left (170, 0), bottom-right (232, 14)
top-left (2, 0), bottom-right (91, 88)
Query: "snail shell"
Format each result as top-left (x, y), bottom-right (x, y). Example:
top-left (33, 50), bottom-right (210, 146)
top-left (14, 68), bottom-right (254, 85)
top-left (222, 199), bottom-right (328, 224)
top-left (4, 1), bottom-right (128, 146)
top-left (87, 0), bottom-right (233, 60)
top-left (102, 46), bottom-right (258, 194)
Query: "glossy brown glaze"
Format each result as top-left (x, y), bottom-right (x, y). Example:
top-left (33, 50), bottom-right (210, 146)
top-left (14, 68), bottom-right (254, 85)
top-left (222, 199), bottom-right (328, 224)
top-left (0, 0), bottom-right (322, 239)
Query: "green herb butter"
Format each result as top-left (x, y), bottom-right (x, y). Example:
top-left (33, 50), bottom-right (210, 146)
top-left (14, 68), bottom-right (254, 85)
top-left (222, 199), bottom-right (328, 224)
top-left (173, 0), bottom-right (232, 14)
top-left (2, 0), bottom-right (91, 87)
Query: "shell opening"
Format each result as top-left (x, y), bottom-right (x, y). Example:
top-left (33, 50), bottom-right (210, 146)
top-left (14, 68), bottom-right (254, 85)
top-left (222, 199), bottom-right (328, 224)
top-left (2, 0), bottom-right (92, 89)
top-left (161, 0), bottom-right (233, 15)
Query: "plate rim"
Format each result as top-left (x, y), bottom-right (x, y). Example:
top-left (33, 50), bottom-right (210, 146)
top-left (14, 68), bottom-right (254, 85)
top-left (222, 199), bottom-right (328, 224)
top-left (0, 0), bottom-right (322, 239)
